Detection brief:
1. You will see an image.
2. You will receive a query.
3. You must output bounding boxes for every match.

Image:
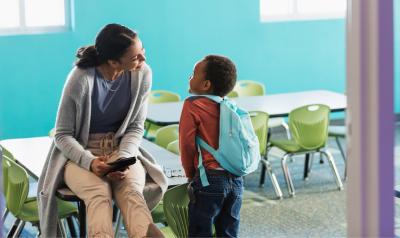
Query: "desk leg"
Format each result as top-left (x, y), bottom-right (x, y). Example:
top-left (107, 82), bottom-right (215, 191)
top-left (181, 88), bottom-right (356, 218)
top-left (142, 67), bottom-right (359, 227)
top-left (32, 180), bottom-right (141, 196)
top-left (304, 153), bottom-right (310, 180)
top-left (78, 201), bottom-right (86, 237)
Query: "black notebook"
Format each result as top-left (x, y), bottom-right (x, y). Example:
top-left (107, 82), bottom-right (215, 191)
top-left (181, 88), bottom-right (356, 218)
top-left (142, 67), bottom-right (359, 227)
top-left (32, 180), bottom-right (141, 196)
top-left (105, 157), bottom-right (136, 175)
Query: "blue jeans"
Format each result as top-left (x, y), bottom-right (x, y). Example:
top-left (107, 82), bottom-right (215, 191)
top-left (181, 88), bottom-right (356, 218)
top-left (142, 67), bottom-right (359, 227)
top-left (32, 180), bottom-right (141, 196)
top-left (188, 170), bottom-right (243, 238)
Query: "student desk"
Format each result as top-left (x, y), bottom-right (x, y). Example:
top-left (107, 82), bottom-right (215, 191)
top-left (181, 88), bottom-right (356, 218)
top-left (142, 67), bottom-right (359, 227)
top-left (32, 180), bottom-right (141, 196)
top-left (146, 90), bottom-right (346, 126)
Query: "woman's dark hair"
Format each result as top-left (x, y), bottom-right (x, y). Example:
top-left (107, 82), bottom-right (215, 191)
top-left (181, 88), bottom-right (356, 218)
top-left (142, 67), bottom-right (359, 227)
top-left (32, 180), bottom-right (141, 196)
top-left (75, 23), bottom-right (137, 68)
top-left (203, 55), bottom-right (237, 97)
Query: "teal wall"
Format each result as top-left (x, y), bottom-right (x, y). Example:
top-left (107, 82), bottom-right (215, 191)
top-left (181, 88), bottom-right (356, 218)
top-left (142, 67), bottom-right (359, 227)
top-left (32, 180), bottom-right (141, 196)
top-left (2, 0), bottom-right (387, 140)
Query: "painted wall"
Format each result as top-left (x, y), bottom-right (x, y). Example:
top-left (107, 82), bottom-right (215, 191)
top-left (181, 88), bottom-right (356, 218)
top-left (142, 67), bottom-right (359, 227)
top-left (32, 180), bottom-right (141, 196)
top-left (0, 0), bottom-right (368, 140)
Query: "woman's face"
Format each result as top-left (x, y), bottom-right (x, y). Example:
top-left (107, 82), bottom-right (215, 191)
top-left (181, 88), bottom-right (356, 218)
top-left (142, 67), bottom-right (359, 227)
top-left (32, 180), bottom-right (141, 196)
top-left (118, 38), bottom-right (146, 71)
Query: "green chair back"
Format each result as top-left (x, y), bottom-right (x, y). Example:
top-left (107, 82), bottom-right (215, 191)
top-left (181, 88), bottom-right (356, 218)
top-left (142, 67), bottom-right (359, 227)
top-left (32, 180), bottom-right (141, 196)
top-left (1, 145), bottom-right (14, 160)
top-left (227, 90), bottom-right (239, 98)
top-left (149, 90), bottom-right (181, 104)
top-left (155, 124), bottom-right (179, 148)
top-left (3, 156), bottom-right (29, 217)
top-left (167, 140), bottom-right (180, 155)
top-left (289, 104), bottom-right (330, 150)
top-left (163, 183), bottom-right (190, 238)
top-left (234, 80), bottom-right (265, 96)
top-left (249, 111), bottom-right (269, 156)
top-left (49, 128), bottom-right (56, 137)
top-left (2, 154), bottom-right (11, 199)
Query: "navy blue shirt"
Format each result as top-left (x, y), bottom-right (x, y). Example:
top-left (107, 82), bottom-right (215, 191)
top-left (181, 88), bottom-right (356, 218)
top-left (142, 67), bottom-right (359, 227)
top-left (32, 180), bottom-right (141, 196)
top-left (90, 69), bottom-right (132, 133)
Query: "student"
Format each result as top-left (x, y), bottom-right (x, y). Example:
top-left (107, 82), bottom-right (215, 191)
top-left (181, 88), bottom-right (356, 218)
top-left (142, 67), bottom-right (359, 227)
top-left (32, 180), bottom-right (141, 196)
top-left (179, 55), bottom-right (242, 237)
top-left (37, 23), bottom-right (167, 237)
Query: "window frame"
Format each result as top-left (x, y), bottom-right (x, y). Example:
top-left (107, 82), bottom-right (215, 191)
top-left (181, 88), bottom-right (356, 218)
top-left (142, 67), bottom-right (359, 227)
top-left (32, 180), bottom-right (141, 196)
top-left (260, 0), bottom-right (346, 23)
top-left (0, 0), bottom-right (74, 36)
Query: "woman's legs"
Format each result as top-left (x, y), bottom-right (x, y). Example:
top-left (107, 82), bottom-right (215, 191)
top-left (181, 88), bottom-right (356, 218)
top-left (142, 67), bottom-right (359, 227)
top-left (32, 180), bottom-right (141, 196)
top-left (111, 159), bottom-right (154, 238)
top-left (64, 161), bottom-right (114, 237)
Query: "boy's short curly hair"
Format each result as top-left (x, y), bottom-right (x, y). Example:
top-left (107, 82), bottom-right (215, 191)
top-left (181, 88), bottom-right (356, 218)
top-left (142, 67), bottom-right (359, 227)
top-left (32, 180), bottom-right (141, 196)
top-left (203, 55), bottom-right (237, 97)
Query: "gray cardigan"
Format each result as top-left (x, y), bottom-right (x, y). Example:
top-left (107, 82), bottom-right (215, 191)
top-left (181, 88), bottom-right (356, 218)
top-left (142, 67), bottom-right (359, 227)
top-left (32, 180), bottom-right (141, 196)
top-left (37, 64), bottom-right (168, 237)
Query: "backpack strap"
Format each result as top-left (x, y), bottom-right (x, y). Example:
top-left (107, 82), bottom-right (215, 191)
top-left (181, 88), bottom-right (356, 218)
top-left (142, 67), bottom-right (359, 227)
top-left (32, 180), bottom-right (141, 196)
top-left (195, 136), bottom-right (220, 187)
top-left (196, 143), bottom-right (210, 187)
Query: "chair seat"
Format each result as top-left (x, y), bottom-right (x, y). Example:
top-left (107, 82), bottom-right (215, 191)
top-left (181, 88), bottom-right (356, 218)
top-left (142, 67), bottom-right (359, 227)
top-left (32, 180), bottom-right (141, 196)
top-left (144, 121), bottom-right (162, 140)
top-left (267, 118), bottom-right (286, 128)
top-left (17, 198), bottom-right (77, 222)
top-left (160, 226), bottom-right (176, 238)
top-left (151, 201), bottom-right (166, 224)
top-left (270, 139), bottom-right (306, 153)
top-left (328, 126), bottom-right (345, 137)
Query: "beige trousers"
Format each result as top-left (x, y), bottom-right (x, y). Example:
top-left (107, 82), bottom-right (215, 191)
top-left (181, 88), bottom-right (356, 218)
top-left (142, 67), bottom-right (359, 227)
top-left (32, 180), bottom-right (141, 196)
top-left (64, 133), bottom-right (153, 238)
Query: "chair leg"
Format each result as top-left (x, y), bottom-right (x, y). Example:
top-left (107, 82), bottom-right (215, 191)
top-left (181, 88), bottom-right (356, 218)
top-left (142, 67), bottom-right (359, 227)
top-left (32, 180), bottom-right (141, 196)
top-left (335, 137), bottom-right (347, 180)
top-left (7, 219), bottom-right (21, 238)
top-left (114, 209), bottom-right (123, 238)
top-left (12, 220), bottom-right (25, 238)
top-left (303, 153), bottom-right (310, 180)
top-left (281, 121), bottom-right (291, 140)
top-left (262, 158), bottom-right (283, 199)
top-left (281, 154), bottom-right (295, 197)
top-left (2, 209), bottom-right (9, 224)
top-left (59, 219), bottom-right (69, 238)
top-left (77, 200), bottom-right (86, 237)
top-left (259, 160), bottom-right (267, 187)
top-left (321, 150), bottom-right (344, 190)
top-left (308, 153), bottom-right (315, 173)
top-left (66, 216), bottom-right (77, 238)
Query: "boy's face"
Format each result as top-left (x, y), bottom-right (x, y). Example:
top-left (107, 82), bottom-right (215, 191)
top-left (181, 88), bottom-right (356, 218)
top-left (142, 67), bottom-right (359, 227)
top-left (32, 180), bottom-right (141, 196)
top-left (189, 60), bottom-right (212, 95)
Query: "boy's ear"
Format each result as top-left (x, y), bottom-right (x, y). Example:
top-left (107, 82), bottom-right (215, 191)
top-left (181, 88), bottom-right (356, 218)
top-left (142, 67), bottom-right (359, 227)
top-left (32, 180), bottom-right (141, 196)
top-left (203, 80), bottom-right (212, 91)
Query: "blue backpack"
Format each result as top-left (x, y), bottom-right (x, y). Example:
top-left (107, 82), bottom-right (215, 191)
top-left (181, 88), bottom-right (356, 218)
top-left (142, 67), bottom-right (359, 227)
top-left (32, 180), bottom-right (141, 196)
top-left (193, 95), bottom-right (261, 186)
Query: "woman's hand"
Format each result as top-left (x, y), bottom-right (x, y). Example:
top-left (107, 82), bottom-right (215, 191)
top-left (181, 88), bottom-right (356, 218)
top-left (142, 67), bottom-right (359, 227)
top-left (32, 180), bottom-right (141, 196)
top-left (90, 156), bottom-right (110, 177)
top-left (107, 168), bottom-right (129, 181)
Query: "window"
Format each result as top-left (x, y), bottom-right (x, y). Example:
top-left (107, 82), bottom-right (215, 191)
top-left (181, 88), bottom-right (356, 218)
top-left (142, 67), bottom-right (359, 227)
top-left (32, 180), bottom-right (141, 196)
top-left (260, 0), bottom-right (347, 22)
top-left (0, 0), bottom-right (73, 35)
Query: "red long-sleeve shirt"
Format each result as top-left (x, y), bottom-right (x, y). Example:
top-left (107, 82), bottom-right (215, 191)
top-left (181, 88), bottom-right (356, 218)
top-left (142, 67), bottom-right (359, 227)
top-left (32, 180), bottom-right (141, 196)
top-left (179, 97), bottom-right (221, 179)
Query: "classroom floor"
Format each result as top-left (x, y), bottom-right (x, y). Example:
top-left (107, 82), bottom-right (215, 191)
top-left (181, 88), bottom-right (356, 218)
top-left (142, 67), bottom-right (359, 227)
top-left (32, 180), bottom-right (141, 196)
top-left (3, 123), bottom-right (400, 237)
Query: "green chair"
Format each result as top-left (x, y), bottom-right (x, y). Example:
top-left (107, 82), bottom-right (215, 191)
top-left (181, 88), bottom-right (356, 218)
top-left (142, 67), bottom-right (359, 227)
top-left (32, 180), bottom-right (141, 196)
top-left (328, 125), bottom-right (347, 180)
top-left (2, 155), bottom-right (78, 237)
top-left (1, 146), bottom-right (39, 226)
top-left (151, 201), bottom-right (167, 224)
top-left (234, 80), bottom-right (291, 140)
top-left (48, 128), bottom-right (56, 137)
top-left (234, 80), bottom-right (265, 96)
top-left (267, 104), bottom-right (343, 197)
top-left (0, 145), bottom-right (14, 160)
top-left (249, 111), bottom-right (283, 199)
top-left (166, 140), bottom-right (180, 155)
top-left (144, 90), bottom-right (181, 140)
top-left (149, 90), bottom-right (181, 104)
top-left (227, 90), bottom-right (239, 98)
top-left (154, 124), bottom-right (179, 149)
top-left (163, 183), bottom-right (190, 238)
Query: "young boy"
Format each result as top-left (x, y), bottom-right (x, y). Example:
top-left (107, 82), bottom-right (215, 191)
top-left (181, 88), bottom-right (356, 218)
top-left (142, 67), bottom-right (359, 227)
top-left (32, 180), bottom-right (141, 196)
top-left (179, 55), bottom-right (242, 237)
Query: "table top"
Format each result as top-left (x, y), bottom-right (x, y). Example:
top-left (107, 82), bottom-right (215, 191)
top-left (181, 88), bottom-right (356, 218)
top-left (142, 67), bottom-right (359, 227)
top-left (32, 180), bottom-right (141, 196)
top-left (146, 90), bottom-right (347, 125)
top-left (1, 137), bottom-right (187, 185)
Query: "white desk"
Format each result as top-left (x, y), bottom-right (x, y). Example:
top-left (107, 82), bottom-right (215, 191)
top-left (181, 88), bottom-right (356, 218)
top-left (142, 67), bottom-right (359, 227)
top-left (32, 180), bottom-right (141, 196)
top-left (0, 137), bottom-right (187, 186)
top-left (146, 90), bottom-right (347, 125)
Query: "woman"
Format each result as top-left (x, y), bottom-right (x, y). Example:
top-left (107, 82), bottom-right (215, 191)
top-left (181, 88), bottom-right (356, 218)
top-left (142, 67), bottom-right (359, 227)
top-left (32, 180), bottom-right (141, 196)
top-left (38, 23), bottom-right (167, 237)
